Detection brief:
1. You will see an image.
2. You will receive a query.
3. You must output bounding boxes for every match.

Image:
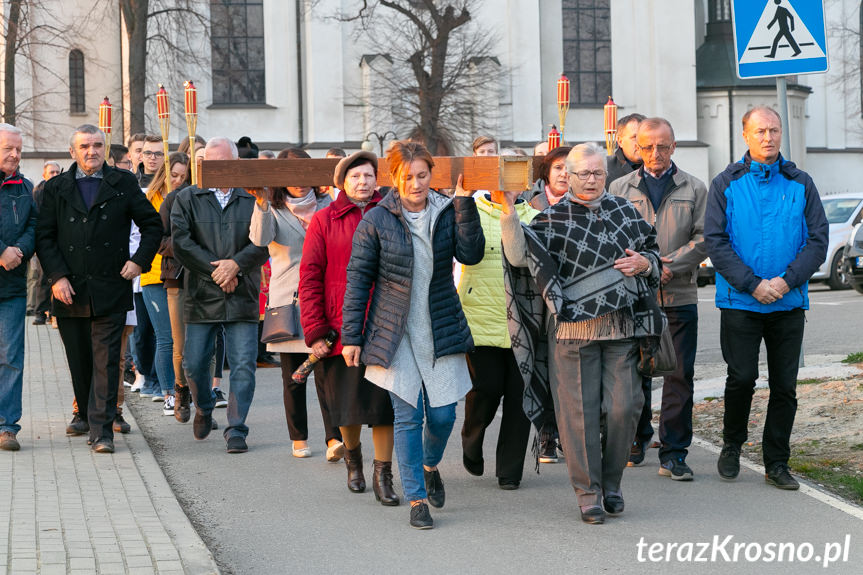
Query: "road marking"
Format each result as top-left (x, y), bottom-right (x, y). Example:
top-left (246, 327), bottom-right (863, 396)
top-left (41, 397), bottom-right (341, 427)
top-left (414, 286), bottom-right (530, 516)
top-left (691, 436), bottom-right (863, 522)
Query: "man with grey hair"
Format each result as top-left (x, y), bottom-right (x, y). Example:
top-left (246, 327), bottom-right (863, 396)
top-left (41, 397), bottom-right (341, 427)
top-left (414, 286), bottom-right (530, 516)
top-left (36, 124), bottom-right (161, 453)
top-left (171, 137), bottom-right (269, 453)
top-left (610, 116), bottom-right (707, 481)
top-left (0, 123), bottom-right (37, 451)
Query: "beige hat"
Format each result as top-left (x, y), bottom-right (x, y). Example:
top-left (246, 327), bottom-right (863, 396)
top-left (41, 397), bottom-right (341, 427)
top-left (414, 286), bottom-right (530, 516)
top-left (333, 150), bottom-right (378, 189)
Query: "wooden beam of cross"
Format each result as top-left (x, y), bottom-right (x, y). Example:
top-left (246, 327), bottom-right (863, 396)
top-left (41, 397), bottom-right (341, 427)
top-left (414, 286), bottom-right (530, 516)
top-left (198, 156), bottom-right (542, 192)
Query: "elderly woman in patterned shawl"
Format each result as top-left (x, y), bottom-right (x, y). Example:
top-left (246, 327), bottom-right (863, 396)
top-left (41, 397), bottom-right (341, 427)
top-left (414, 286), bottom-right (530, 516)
top-left (498, 142), bottom-right (664, 525)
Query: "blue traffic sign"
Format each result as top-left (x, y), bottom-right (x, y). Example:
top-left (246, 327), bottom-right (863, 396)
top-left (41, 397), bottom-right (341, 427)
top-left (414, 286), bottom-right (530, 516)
top-left (731, 0), bottom-right (829, 79)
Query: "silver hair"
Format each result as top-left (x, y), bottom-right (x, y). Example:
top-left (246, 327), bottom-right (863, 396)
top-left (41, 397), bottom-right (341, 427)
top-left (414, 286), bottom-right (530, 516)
top-left (69, 124), bottom-right (105, 147)
top-left (43, 161), bottom-right (61, 170)
top-left (0, 123), bottom-right (23, 137)
top-left (258, 149), bottom-right (276, 159)
top-left (565, 142), bottom-right (607, 173)
top-left (206, 137), bottom-right (239, 159)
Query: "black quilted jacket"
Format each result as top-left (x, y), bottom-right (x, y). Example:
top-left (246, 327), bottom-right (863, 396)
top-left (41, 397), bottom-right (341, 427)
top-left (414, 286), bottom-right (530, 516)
top-left (341, 190), bottom-right (485, 367)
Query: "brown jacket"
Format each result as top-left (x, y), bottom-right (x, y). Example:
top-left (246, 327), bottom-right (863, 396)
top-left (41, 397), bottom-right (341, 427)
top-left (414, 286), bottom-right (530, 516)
top-left (609, 165), bottom-right (707, 307)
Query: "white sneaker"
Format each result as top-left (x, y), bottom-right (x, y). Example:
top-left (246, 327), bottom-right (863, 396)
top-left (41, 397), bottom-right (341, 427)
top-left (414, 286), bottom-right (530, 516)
top-left (130, 371), bottom-right (145, 393)
top-left (162, 395), bottom-right (175, 416)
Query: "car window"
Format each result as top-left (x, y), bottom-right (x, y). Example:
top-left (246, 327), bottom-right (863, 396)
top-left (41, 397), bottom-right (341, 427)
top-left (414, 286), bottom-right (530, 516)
top-left (821, 198), bottom-right (863, 224)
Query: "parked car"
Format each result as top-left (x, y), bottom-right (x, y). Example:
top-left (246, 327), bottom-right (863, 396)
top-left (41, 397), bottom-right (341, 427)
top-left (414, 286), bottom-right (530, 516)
top-left (697, 257), bottom-right (714, 287)
top-left (843, 222), bottom-right (863, 295)
top-left (811, 193), bottom-right (863, 290)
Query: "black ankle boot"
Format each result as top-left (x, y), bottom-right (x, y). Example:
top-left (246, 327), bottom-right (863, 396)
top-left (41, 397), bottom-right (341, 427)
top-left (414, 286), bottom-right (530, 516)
top-left (373, 460), bottom-right (400, 506)
top-left (344, 443), bottom-right (366, 493)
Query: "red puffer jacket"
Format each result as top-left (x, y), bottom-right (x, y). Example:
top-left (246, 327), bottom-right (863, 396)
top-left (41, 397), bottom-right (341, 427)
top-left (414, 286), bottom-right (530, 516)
top-left (299, 190), bottom-right (382, 355)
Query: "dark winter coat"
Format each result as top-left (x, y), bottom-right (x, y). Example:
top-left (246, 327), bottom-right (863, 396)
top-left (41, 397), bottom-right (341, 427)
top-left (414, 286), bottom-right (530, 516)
top-left (170, 186), bottom-right (270, 323)
top-left (299, 189), bottom-right (382, 356)
top-left (0, 171), bottom-right (36, 299)
top-left (158, 188), bottom-right (185, 288)
top-left (35, 163), bottom-right (162, 317)
top-left (341, 190), bottom-right (485, 367)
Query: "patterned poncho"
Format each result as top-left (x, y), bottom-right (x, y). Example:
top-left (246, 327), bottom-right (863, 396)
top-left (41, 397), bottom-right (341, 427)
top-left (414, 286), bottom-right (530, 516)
top-left (501, 192), bottom-right (664, 431)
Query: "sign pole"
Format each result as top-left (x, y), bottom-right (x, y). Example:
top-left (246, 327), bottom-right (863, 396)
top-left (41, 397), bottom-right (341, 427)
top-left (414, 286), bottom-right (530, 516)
top-left (775, 76), bottom-right (792, 161)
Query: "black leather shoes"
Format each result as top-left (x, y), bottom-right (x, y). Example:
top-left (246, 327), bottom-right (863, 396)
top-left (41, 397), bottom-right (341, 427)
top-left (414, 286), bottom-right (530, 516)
top-left (765, 463), bottom-right (800, 490)
top-left (579, 505), bottom-right (606, 524)
top-left (226, 436), bottom-right (248, 454)
top-left (424, 468), bottom-right (445, 508)
top-left (66, 414), bottom-right (89, 436)
top-left (717, 442), bottom-right (741, 480)
top-left (344, 444), bottom-right (366, 493)
top-left (498, 478), bottom-right (520, 490)
top-left (462, 452), bottom-right (484, 476)
top-left (603, 494), bottom-right (625, 516)
top-left (193, 410), bottom-right (213, 440)
top-left (373, 460), bottom-right (400, 506)
top-left (91, 438), bottom-right (115, 454)
top-left (409, 502), bottom-right (434, 529)
top-left (113, 413), bottom-right (131, 434)
top-left (175, 384), bottom-right (191, 424)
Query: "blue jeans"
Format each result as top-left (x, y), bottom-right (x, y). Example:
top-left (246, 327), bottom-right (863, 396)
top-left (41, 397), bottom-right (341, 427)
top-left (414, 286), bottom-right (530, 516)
top-left (141, 285), bottom-right (174, 395)
top-left (0, 297), bottom-right (26, 434)
top-left (390, 387), bottom-right (457, 502)
top-left (183, 321), bottom-right (258, 439)
top-left (133, 291), bottom-right (160, 394)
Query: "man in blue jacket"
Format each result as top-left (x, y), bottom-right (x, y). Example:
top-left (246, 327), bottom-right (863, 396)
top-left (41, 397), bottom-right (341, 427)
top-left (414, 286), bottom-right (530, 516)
top-left (704, 107), bottom-right (828, 490)
top-left (0, 123), bottom-right (37, 452)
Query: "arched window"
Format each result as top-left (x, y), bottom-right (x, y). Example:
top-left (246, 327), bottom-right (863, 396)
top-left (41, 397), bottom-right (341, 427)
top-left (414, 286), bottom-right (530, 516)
top-left (210, 0), bottom-right (266, 104)
top-left (562, 0), bottom-right (611, 105)
top-left (69, 49), bottom-right (85, 114)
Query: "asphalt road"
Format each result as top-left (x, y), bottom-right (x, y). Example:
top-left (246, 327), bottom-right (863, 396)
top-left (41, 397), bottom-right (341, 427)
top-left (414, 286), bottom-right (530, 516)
top-left (128, 284), bottom-right (863, 575)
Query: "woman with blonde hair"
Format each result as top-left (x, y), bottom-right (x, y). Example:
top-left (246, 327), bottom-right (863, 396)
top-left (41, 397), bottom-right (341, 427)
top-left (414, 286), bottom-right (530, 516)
top-left (341, 141), bottom-right (484, 529)
top-left (140, 152), bottom-right (190, 415)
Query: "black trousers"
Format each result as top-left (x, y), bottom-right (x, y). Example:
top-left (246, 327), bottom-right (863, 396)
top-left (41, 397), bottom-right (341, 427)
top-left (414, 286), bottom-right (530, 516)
top-left (278, 353), bottom-right (341, 445)
top-left (57, 313), bottom-right (126, 442)
top-left (462, 346), bottom-right (532, 481)
top-left (635, 304), bottom-right (698, 462)
top-left (720, 308), bottom-right (805, 470)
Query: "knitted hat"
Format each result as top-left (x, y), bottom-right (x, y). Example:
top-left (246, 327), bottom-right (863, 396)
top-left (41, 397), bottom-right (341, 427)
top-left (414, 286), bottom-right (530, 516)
top-left (333, 150), bottom-right (378, 189)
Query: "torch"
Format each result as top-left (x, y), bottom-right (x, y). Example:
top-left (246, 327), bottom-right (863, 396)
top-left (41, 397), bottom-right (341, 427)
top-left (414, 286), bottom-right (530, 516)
top-left (184, 81), bottom-right (198, 186)
top-left (156, 84), bottom-right (172, 193)
top-left (547, 125), bottom-right (561, 150)
top-left (604, 96), bottom-right (618, 157)
top-left (557, 74), bottom-right (570, 145)
top-left (292, 330), bottom-right (339, 384)
top-left (98, 97), bottom-right (112, 159)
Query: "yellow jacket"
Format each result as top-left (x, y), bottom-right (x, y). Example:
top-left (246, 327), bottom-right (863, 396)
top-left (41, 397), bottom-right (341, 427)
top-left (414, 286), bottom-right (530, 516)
top-left (139, 191), bottom-right (164, 286)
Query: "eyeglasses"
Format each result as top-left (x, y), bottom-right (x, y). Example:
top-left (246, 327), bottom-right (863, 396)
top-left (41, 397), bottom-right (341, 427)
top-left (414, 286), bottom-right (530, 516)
top-left (142, 151), bottom-right (164, 158)
top-left (115, 160), bottom-right (133, 168)
top-left (572, 170), bottom-right (606, 181)
top-left (637, 144), bottom-right (672, 155)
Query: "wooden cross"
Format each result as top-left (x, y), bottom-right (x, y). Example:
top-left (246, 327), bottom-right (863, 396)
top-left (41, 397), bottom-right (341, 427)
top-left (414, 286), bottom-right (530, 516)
top-left (199, 156), bottom-right (543, 192)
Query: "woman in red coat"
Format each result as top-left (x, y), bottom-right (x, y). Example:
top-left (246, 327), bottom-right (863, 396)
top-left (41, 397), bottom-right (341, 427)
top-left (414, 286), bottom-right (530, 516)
top-left (299, 151), bottom-right (398, 506)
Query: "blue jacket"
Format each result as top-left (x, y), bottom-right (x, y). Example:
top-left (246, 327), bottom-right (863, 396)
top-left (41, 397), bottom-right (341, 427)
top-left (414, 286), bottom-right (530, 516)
top-left (0, 171), bottom-right (36, 300)
top-left (704, 153), bottom-right (828, 313)
top-left (342, 191), bottom-right (485, 368)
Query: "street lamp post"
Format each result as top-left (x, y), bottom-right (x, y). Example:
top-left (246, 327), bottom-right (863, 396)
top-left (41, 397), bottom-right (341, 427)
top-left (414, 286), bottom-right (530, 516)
top-left (361, 131), bottom-right (398, 156)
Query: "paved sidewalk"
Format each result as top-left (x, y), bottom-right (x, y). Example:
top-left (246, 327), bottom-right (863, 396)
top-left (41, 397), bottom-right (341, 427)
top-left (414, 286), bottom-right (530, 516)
top-left (1, 323), bottom-right (218, 575)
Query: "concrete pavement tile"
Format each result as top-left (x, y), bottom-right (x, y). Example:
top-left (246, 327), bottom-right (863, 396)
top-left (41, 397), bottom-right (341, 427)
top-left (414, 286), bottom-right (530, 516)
top-left (124, 554), bottom-right (157, 568)
top-left (67, 546), bottom-right (95, 557)
top-left (97, 563), bottom-right (129, 575)
top-left (9, 558), bottom-right (37, 571)
top-left (125, 568), bottom-right (156, 575)
top-left (68, 556), bottom-right (96, 570)
top-left (150, 545), bottom-right (181, 561)
top-left (38, 564), bottom-right (68, 575)
top-left (156, 560), bottom-right (185, 572)
top-left (39, 551), bottom-right (68, 564)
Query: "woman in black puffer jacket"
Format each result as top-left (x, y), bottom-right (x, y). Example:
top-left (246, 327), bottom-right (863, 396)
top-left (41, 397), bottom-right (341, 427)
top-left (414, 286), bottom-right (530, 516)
top-left (341, 141), bottom-right (484, 530)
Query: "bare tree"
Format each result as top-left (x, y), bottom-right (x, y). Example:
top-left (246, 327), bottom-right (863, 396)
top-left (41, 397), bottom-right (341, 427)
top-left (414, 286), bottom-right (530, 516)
top-left (120, 0), bottom-right (209, 136)
top-left (824, 0), bottom-right (863, 133)
top-left (337, 0), bottom-right (504, 154)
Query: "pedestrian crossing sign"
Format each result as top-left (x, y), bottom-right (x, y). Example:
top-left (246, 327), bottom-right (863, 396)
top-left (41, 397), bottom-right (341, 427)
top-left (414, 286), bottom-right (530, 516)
top-left (731, 0), bottom-right (829, 79)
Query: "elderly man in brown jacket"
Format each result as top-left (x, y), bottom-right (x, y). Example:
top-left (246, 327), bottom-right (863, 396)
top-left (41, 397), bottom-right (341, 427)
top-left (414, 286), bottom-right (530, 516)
top-left (609, 117), bottom-right (707, 481)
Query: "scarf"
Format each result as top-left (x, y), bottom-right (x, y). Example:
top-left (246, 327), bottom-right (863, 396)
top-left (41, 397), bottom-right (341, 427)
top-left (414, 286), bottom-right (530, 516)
top-left (503, 194), bottom-right (665, 431)
top-left (284, 190), bottom-right (317, 230)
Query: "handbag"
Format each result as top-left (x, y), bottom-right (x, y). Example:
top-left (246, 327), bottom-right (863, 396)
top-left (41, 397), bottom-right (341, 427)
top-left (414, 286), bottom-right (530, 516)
top-left (261, 295), bottom-right (301, 344)
top-left (637, 282), bottom-right (678, 377)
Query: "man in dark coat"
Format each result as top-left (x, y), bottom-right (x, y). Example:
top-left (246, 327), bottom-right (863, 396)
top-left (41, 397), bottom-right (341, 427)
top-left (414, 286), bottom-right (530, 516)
top-left (0, 123), bottom-right (37, 452)
top-left (171, 137), bottom-right (269, 453)
top-left (606, 113), bottom-right (645, 189)
top-left (36, 124), bottom-right (162, 453)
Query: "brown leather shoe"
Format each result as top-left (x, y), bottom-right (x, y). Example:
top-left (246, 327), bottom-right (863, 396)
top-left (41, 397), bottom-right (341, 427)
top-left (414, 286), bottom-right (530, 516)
top-left (373, 460), bottom-right (400, 506)
top-left (0, 431), bottom-right (20, 451)
top-left (344, 443), bottom-right (366, 493)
